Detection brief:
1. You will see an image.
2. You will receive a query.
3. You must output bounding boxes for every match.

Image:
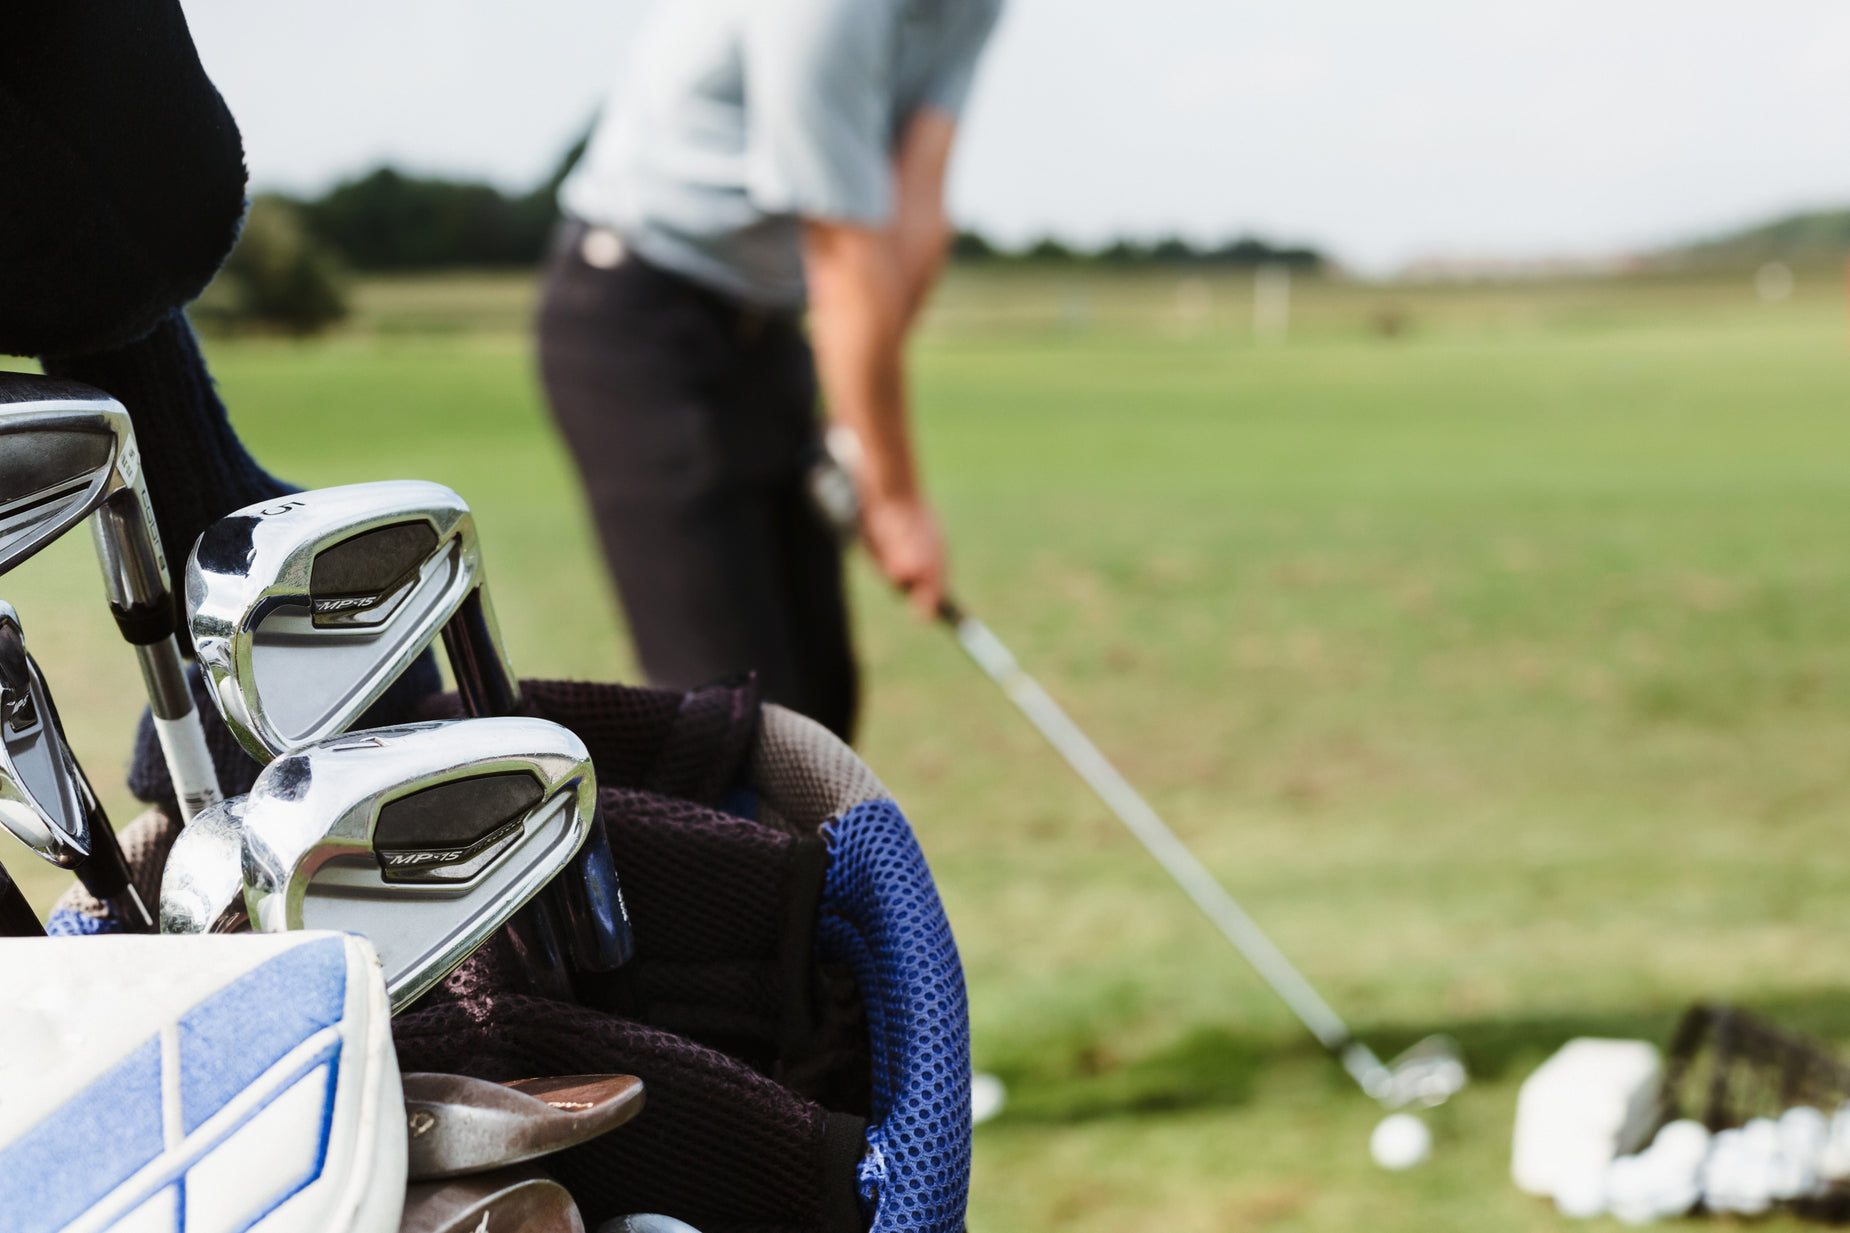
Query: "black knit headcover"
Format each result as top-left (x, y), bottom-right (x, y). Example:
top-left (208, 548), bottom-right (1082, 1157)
top-left (0, 0), bottom-right (247, 358)
top-left (2, 1), bottom-right (441, 805)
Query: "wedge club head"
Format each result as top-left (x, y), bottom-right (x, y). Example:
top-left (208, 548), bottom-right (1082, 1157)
top-left (0, 373), bottom-right (221, 820)
top-left (187, 479), bottom-right (518, 761)
top-left (403, 1072), bottom-right (645, 1181)
top-left (401, 1165), bottom-right (584, 1233)
top-left (0, 601), bottom-right (152, 929)
top-left (241, 717), bottom-right (596, 1011)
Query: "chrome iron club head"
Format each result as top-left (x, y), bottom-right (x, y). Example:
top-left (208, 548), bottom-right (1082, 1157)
top-left (187, 479), bottom-right (518, 762)
top-left (188, 479), bottom-right (633, 979)
top-left (241, 717), bottom-right (595, 1011)
top-left (0, 373), bottom-right (220, 821)
top-left (403, 1072), bottom-right (645, 1181)
top-left (158, 795), bottom-right (249, 934)
top-left (401, 1165), bottom-right (584, 1233)
top-left (0, 601), bottom-right (152, 930)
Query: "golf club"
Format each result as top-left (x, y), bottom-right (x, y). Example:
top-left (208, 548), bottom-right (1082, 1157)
top-left (939, 596), bottom-right (1465, 1109)
top-left (598, 1219), bottom-right (704, 1233)
top-left (0, 600), bottom-right (153, 930)
top-left (0, 373), bottom-right (221, 821)
top-left (0, 852), bottom-right (43, 936)
top-left (188, 479), bottom-right (632, 977)
top-left (806, 435), bottom-right (1465, 1111)
top-left (240, 716), bottom-right (597, 1011)
top-left (400, 1165), bottom-right (585, 1233)
top-left (159, 794), bottom-right (249, 934)
top-left (163, 786), bottom-right (578, 999)
top-left (403, 1072), bottom-right (645, 1181)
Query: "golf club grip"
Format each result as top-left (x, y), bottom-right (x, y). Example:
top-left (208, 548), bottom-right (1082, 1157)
top-left (0, 859), bottom-right (43, 936)
top-left (942, 604), bottom-right (1358, 1056)
top-left (135, 638), bottom-right (221, 822)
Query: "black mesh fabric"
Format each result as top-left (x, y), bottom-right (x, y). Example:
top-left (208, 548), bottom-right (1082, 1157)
top-left (646, 674), bottom-right (763, 803)
top-left (414, 676), bottom-right (759, 805)
top-left (397, 675), bottom-right (873, 1233)
top-left (393, 993), bottom-right (847, 1233)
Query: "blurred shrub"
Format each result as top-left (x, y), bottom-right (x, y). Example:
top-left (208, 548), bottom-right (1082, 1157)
top-left (302, 168), bottom-right (555, 270)
top-left (294, 134), bottom-right (586, 271)
top-left (192, 195), bottom-right (347, 336)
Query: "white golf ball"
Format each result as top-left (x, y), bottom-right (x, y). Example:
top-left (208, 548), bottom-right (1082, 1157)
top-left (1370, 1112), bottom-right (1432, 1170)
top-left (970, 1072), bottom-right (1007, 1125)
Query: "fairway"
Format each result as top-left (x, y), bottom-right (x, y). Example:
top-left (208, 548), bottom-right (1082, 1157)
top-left (7, 266), bottom-right (1850, 1231)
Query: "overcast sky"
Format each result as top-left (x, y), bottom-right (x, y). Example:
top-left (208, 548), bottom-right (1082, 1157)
top-left (182, 0), bottom-right (1850, 273)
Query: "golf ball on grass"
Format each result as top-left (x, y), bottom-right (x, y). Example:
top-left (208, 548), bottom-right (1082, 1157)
top-left (1371, 1113), bottom-right (1431, 1170)
top-left (970, 1072), bottom-right (1007, 1125)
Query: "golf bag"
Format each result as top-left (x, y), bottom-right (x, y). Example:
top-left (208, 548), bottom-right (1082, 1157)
top-left (49, 674), bottom-right (973, 1233)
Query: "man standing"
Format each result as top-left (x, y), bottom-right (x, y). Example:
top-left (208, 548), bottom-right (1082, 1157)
top-left (538, 0), bottom-right (1004, 742)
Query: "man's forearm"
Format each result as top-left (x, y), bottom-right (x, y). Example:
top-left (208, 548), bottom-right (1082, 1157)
top-left (803, 213), bottom-right (948, 611)
top-left (890, 110), bottom-right (957, 333)
top-left (803, 222), bottom-right (918, 501)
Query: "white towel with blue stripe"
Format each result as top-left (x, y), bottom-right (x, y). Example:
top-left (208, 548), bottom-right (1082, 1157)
top-left (0, 932), bottom-right (404, 1233)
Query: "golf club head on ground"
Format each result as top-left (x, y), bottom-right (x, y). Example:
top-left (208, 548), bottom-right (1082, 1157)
top-left (188, 479), bottom-right (518, 762)
top-left (241, 717), bottom-right (595, 1011)
top-left (0, 373), bottom-right (222, 821)
top-left (1374, 1035), bottom-right (1468, 1109)
top-left (403, 1072), bottom-right (645, 1181)
top-left (401, 1165), bottom-right (583, 1233)
top-left (0, 600), bottom-right (152, 929)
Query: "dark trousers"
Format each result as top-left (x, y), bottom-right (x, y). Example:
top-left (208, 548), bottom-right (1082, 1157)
top-left (537, 226), bottom-right (858, 742)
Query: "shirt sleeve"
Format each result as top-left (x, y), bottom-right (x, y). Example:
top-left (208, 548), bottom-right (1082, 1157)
top-left (919, 0), bottom-right (1004, 118)
top-left (743, 0), bottom-right (898, 226)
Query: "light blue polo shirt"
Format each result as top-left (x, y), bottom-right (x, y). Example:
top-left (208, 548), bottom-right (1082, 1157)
top-left (560, 0), bottom-right (1004, 309)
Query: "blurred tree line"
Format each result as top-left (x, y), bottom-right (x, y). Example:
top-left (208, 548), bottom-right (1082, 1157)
top-left (950, 230), bottom-right (1325, 269)
top-left (1664, 208), bottom-right (1850, 271)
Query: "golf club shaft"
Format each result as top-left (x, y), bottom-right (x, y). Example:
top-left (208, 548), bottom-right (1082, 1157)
top-left (130, 636), bottom-right (222, 822)
top-left (70, 777), bottom-right (154, 932)
top-left (91, 477), bottom-right (221, 823)
top-left (443, 586), bottom-right (633, 977)
top-left (0, 855), bottom-right (43, 936)
top-left (938, 598), bottom-right (1391, 1091)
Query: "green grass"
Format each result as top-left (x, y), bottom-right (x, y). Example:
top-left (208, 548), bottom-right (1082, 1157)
top-left (9, 265), bottom-right (1850, 1230)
